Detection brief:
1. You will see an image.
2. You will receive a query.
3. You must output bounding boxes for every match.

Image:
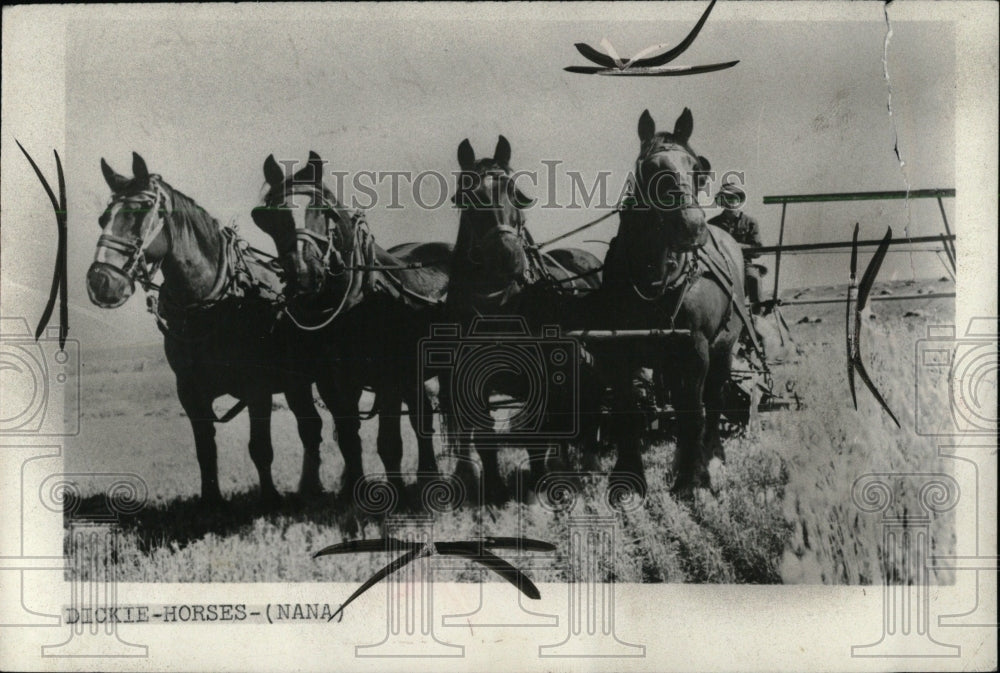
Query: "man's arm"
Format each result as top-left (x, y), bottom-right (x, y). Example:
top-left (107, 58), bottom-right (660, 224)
top-left (743, 214), bottom-right (763, 259)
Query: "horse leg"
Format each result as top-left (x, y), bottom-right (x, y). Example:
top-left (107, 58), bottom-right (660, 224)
top-left (578, 370), bottom-right (605, 473)
top-left (437, 378), bottom-right (479, 500)
top-left (608, 367), bottom-right (648, 498)
top-left (284, 381), bottom-right (324, 496)
top-left (703, 343), bottom-right (733, 464)
top-left (176, 377), bottom-right (223, 505)
top-left (375, 386), bottom-right (407, 500)
top-left (317, 376), bottom-right (365, 504)
top-left (246, 393), bottom-right (282, 507)
top-left (671, 336), bottom-right (711, 495)
top-left (476, 431), bottom-right (508, 505)
top-left (403, 384), bottom-right (440, 491)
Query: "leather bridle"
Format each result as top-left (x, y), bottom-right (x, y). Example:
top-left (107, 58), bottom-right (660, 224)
top-left (261, 184), bottom-right (371, 330)
top-left (264, 185), bottom-right (354, 275)
top-left (632, 140), bottom-right (707, 220)
top-left (625, 141), bottom-right (707, 304)
top-left (94, 178), bottom-right (172, 295)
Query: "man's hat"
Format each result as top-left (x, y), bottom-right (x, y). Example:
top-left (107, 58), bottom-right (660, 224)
top-left (715, 182), bottom-right (746, 208)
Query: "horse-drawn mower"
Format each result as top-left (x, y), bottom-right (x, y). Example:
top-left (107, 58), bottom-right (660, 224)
top-left (564, 309), bottom-right (802, 441)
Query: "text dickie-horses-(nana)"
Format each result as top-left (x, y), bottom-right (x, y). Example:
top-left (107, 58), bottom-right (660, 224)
top-left (595, 108), bottom-right (749, 496)
top-left (251, 152), bottom-right (451, 506)
top-left (86, 152), bottom-right (326, 506)
top-left (443, 135), bottom-right (604, 504)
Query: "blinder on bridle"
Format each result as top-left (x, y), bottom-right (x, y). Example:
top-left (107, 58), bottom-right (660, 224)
top-left (253, 184), bottom-right (351, 276)
top-left (94, 177), bottom-right (172, 297)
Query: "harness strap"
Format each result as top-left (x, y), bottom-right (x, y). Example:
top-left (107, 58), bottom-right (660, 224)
top-left (695, 244), bottom-right (766, 362)
top-left (668, 262), bottom-right (699, 328)
top-left (538, 251), bottom-right (579, 290)
top-left (546, 265), bottom-right (603, 286)
top-left (282, 213), bottom-right (370, 331)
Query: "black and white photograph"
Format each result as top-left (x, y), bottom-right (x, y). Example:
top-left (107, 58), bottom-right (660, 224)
top-left (1, 2), bottom-right (996, 671)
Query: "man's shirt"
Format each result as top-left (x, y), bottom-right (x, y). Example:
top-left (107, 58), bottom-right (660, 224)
top-left (708, 210), bottom-right (762, 259)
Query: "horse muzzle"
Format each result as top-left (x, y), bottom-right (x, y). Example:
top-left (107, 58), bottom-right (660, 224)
top-left (86, 262), bottom-right (135, 308)
top-left (668, 208), bottom-right (708, 252)
top-left (282, 251), bottom-right (329, 299)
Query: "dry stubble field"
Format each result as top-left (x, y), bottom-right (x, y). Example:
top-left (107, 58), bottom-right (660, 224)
top-left (66, 278), bottom-right (957, 585)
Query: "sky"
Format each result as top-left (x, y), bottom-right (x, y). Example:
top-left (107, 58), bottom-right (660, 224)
top-left (2, 4), bottom-right (958, 348)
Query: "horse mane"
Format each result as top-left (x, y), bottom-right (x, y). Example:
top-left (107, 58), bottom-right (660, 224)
top-left (157, 177), bottom-right (223, 253)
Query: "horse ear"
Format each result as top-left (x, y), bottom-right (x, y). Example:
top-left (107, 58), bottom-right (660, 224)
top-left (513, 187), bottom-right (536, 209)
top-left (132, 152), bottom-right (149, 182)
top-left (638, 109), bottom-right (656, 143)
top-left (494, 135), bottom-right (511, 166)
top-left (458, 139), bottom-right (476, 171)
top-left (100, 158), bottom-right (130, 192)
top-left (307, 151), bottom-right (324, 186)
top-left (673, 108), bottom-right (693, 144)
top-left (263, 154), bottom-right (284, 187)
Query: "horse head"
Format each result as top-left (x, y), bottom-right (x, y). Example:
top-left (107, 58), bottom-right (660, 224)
top-left (620, 108), bottom-right (713, 291)
top-left (452, 136), bottom-right (537, 308)
top-left (87, 152), bottom-right (172, 308)
top-left (252, 152), bottom-right (357, 304)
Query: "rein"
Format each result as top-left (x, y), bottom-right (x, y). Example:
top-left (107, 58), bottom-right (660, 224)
top-left (275, 186), bottom-right (444, 331)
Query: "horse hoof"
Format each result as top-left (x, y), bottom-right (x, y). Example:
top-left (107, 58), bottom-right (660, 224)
top-left (415, 473), bottom-right (439, 496)
top-left (334, 484), bottom-right (361, 510)
top-left (199, 494), bottom-right (227, 510)
top-left (452, 465), bottom-right (481, 503)
top-left (581, 454), bottom-right (602, 474)
top-left (298, 481), bottom-right (325, 498)
top-left (485, 482), bottom-right (511, 507)
top-left (260, 489), bottom-right (284, 509)
top-left (670, 473), bottom-right (710, 501)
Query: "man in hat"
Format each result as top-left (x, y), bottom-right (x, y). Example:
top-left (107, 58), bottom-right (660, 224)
top-left (708, 182), bottom-right (764, 313)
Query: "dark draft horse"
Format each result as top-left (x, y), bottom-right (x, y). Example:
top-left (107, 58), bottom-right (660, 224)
top-left (86, 153), bottom-right (325, 506)
top-left (596, 108), bottom-right (747, 496)
top-left (251, 152), bottom-right (451, 505)
top-left (444, 135), bottom-right (604, 504)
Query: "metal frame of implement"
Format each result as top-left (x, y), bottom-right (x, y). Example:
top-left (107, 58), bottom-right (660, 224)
top-left (748, 188), bottom-right (958, 427)
top-left (753, 188), bottom-right (957, 307)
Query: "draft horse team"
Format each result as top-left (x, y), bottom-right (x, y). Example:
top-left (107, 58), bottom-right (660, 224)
top-left (86, 108), bottom-right (756, 509)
